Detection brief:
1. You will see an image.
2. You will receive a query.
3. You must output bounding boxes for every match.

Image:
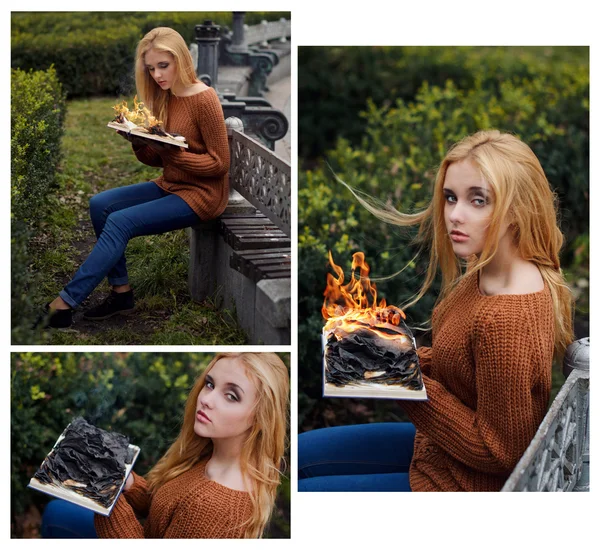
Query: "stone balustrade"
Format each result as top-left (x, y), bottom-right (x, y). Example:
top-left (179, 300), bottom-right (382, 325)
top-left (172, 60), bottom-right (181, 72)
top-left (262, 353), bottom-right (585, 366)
top-left (188, 117), bottom-right (291, 344)
top-left (244, 18), bottom-right (291, 47)
top-left (502, 338), bottom-right (590, 491)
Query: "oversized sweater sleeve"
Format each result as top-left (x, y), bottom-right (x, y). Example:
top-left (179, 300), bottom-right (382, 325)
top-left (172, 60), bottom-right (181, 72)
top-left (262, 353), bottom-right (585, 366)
top-left (132, 141), bottom-right (164, 168)
top-left (403, 306), bottom-right (546, 475)
top-left (416, 346), bottom-right (433, 377)
top-left (94, 493), bottom-right (145, 538)
top-left (121, 471), bottom-right (151, 517)
top-left (159, 93), bottom-right (229, 178)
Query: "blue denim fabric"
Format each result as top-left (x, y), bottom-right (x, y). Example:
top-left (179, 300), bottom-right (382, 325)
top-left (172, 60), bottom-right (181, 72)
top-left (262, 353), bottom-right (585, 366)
top-left (298, 422), bottom-right (415, 492)
top-left (41, 499), bottom-right (98, 538)
top-left (60, 181), bottom-right (200, 308)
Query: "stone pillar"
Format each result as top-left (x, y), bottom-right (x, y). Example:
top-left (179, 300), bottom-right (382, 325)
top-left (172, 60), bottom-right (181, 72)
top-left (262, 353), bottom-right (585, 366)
top-left (563, 337), bottom-right (590, 491)
top-left (230, 11), bottom-right (247, 53)
top-left (260, 20), bottom-right (269, 47)
top-left (279, 18), bottom-right (288, 43)
top-left (195, 20), bottom-right (221, 88)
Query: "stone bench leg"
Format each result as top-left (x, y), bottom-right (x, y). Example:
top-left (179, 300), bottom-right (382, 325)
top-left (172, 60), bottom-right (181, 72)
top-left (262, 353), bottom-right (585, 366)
top-left (188, 221), bottom-right (219, 302)
top-left (254, 278), bottom-right (291, 344)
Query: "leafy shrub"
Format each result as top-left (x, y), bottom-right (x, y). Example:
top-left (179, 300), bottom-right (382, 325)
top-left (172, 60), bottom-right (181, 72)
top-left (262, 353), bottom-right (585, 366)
top-left (298, 51), bottom-right (589, 429)
top-left (299, 46), bottom-right (588, 160)
top-left (11, 352), bottom-right (290, 538)
top-left (11, 67), bottom-right (66, 224)
top-left (11, 67), bottom-right (66, 343)
top-left (11, 11), bottom-right (291, 97)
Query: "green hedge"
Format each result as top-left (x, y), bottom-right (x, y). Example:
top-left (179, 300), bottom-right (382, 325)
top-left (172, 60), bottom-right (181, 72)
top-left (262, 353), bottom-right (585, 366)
top-left (11, 12), bottom-right (291, 97)
top-left (11, 67), bottom-right (66, 343)
top-left (299, 46), bottom-right (588, 161)
top-left (11, 352), bottom-right (290, 538)
top-left (298, 48), bottom-right (589, 429)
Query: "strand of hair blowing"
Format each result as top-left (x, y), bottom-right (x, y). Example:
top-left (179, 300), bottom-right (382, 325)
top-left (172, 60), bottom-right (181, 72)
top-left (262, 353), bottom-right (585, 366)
top-left (336, 130), bottom-right (574, 360)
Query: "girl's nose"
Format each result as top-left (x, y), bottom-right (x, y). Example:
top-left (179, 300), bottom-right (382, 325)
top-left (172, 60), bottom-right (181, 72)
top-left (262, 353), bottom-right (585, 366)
top-left (449, 202), bottom-right (465, 224)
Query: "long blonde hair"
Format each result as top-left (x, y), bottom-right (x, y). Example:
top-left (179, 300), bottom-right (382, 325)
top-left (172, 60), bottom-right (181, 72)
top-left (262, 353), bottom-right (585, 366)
top-left (145, 353), bottom-right (289, 539)
top-left (135, 27), bottom-right (199, 128)
top-left (343, 130), bottom-right (574, 359)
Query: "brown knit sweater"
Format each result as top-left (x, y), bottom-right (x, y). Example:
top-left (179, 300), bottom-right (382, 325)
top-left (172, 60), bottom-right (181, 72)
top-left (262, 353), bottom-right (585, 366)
top-left (402, 270), bottom-right (554, 491)
top-left (132, 87), bottom-right (230, 220)
top-left (94, 459), bottom-right (253, 538)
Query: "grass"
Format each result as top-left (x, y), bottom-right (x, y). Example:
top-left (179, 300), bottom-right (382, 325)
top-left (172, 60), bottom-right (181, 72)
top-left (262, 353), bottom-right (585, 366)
top-left (25, 96), bottom-right (247, 345)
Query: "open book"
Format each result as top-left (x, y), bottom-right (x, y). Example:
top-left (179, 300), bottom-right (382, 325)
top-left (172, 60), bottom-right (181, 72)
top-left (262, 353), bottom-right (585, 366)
top-left (28, 418), bottom-right (141, 516)
top-left (107, 121), bottom-right (189, 148)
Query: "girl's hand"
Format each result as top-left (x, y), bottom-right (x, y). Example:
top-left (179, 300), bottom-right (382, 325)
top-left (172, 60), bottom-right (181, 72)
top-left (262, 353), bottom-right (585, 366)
top-left (146, 140), bottom-right (181, 153)
top-left (124, 472), bottom-right (134, 491)
top-left (116, 130), bottom-right (146, 149)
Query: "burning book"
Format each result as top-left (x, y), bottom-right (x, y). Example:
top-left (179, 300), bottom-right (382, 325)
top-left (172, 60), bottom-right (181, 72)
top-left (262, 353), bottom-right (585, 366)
top-left (107, 96), bottom-right (189, 148)
top-left (322, 251), bottom-right (427, 400)
top-left (28, 417), bottom-right (140, 516)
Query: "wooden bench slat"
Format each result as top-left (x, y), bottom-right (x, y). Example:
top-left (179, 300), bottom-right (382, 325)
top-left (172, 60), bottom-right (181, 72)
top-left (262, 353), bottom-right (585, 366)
top-left (234, 248), bottom-right (291, 257)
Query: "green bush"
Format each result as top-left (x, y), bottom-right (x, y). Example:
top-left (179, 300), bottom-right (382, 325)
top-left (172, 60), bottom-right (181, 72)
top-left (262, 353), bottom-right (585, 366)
top-left (11, 352), bottom-right (290, 538)
top-left (299, 46), bottom-right (588, 160)
top-left (11, 12), bottom-right (291, 97)
top-left (298, 51), bottom-right (589, 429)
top-left (11, 67), bottom-right (66, 343)
top-left (11, 67), bottom-right (66, 224)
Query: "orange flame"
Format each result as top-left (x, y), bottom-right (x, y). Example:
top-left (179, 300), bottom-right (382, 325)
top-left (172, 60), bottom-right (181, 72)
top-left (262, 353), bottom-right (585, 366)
top-left (322, 251), bottom-right (407, 341)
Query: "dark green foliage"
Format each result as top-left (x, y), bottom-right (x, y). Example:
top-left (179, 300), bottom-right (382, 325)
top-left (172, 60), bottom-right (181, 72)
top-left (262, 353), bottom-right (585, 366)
top-left (11, 67), bottom-right (66, 344)
top-left (11, 352), bottom-right (290, 538)
top-left (298, 47), bottom-right (589, 430)
top-left (11, 12), bottom-right (291, 97)
top-left (11, 67), bottom-right (66, 224)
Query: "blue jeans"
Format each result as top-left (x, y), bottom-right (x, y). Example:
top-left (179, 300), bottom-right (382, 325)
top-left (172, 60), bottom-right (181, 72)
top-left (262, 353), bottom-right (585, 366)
top-left (41, 499), bottom-right (97, 538)
top-left (298, 422), bottom-right (415, 491)
top-left (59, 181), bottom-right (200, 308)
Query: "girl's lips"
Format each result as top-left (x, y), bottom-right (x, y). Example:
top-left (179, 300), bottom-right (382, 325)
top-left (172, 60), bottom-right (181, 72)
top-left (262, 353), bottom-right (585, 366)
top-left (450, 231), bottom-right (469, 243)
top-left (196, 410), bottom-right (211, 423)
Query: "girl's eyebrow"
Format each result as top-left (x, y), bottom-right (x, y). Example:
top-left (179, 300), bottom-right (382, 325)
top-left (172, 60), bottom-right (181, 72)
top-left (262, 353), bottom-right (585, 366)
top-left (442, 186), bottom-right (489, 194)
top-left (205, 374), bottom-right (245, 394)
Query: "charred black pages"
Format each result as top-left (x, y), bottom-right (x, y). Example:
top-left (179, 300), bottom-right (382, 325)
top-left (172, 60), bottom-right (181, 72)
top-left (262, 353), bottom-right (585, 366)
top-left (324, 318), bottom-right (424, 390)
top-left (34, 417), bottom-right (134, 508)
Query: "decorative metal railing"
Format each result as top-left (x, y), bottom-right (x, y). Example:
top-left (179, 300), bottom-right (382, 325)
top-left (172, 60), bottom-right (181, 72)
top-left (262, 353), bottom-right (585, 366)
top-left (502, 338), bottom-right (590, 491)
top-left (226, 118), bottom-right (291, 236)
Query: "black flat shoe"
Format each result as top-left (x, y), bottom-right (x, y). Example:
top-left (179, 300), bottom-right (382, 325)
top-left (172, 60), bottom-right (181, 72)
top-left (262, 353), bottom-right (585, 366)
top-left (34, 303), bottom-right (73, 329)
top-left (83, 290), bottom-right (135, 320)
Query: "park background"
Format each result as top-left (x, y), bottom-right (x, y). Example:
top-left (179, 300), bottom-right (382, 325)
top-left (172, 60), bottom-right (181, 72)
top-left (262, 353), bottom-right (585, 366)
top-left (10, 352), bottom-right (291, 538)
top-left (11, 11), bottom-right (290, 345)
top-left (298, 46), bottom-right (589, 433)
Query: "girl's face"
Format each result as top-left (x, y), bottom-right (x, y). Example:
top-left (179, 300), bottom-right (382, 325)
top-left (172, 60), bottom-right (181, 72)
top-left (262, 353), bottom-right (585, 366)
top-left (144, 47), bottom-right (177, 91)
top-left (443, 159), bottom-right (502, 258)
top-left (194, 357), bottom-right (258, 442)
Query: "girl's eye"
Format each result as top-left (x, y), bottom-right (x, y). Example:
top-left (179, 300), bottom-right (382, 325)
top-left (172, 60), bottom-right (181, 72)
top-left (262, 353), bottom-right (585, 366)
top-left (472, 197), bottom-right (487, 207)
top-left (445, 194), bottom-right (457, 204)
top-left (205, 381), bottom-right (214, 390)
top-left (226, 393), bottom-right (239, 403)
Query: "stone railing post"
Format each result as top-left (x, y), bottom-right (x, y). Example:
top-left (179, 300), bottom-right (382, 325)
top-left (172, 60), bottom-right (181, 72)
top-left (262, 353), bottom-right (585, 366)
top-left (195, 20), bottom-right (221, 88)
top-left (230, 11), bottom-right (247, 53)
top-left (260, 20), bottom-right (269, 47)
top-left (563, 338), bottom-right (590, 491)
top-left (224, 117), bottom-right (255, 214)
top-left (279, 18), bottom-right (288, 42)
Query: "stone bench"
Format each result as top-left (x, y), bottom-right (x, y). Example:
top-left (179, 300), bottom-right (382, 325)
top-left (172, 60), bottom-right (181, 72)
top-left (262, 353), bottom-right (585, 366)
top-left (501, 338), bottom-right (590, 491)
top-left (188, 118), bottom-right (291, 345)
